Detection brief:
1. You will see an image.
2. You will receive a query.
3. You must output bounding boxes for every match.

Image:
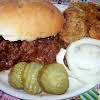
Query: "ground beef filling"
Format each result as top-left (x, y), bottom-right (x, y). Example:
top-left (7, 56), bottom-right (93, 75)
top-left (0, 34), bottom-right (68, 71)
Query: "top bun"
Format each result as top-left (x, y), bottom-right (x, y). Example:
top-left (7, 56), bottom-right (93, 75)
top-left (0, 0), bottom-right (64, 41)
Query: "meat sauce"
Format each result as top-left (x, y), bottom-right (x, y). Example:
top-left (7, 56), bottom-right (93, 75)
top-left (0, 34), bottom-right (68, 71)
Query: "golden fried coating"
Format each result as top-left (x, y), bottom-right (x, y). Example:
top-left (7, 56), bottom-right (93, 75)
top-left (85, 3), bottom-right (100, 29)
top-left (74, 3), bottom-right (100, 32)
top-left (60, 2), bottom-right (100, 43)
top-left (60, 5), bottom-right (87, 43)
top-left (70, 2), bottom-right (100, 20)
top-left (89, 21), bottom-right (100, 40)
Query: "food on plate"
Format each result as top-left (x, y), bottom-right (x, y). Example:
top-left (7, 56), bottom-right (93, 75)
top-left (89, 21), bottom-right (100, 40)
top-left (60, 3), bottom-right (87, 43)
top-left (23, 62), bottom-right (43, 95)
top-left (56, 48), bottom-right (72, 77)
top-left (38, 63), bottom-right (69, 95)
top-left (0, 34), bottom-right (68, 72)
top-left (83, 3), bottom-right (100, 27)
top-left (60, 2), bottom-right (100, 43)
top-left (0, 1), bottom-right (99, 98)
top-left (69, 2), bottom-right (100, 27)
top-left (8, 62), bottom-right (27, 89)
top-left (65, 38), bottom-right (100, 84)
top-left (69, 2), bottom-right (100, 24)
top-left (0, 0), bottom-right (68, 71)
top-left (8, 62), bottom-right (69, 95)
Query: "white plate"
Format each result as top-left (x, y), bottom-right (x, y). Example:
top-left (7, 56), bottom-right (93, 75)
top-left (0, 4), bottom-right (95, 100)
top-left (0, 70), bottom-right (95, 100)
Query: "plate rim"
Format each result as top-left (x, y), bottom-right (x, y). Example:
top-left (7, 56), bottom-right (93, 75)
top-left (0, 81), bottom-right (96, 100)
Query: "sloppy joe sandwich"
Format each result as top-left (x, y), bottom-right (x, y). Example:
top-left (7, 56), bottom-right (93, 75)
top-left (0, 0), bottom-right (68, 71)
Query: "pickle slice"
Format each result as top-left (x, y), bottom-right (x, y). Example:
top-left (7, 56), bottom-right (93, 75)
top-left (38, 63), bottom-right (69, 95)
top-left (23, 62), bottom-right (43, 95)
top-left (8, 62), bottom-right (27, 89)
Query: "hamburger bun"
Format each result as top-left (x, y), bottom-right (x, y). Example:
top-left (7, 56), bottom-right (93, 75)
top-left (0, 0), bottom-right (64, 41)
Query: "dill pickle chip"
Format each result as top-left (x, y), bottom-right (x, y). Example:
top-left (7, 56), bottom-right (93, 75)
top-left (8, 62), bottom-right (27, 89)
top-left (23, 62), bottom-right (43, 95)
top-left (38, 63), bottom-right (69, 95)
